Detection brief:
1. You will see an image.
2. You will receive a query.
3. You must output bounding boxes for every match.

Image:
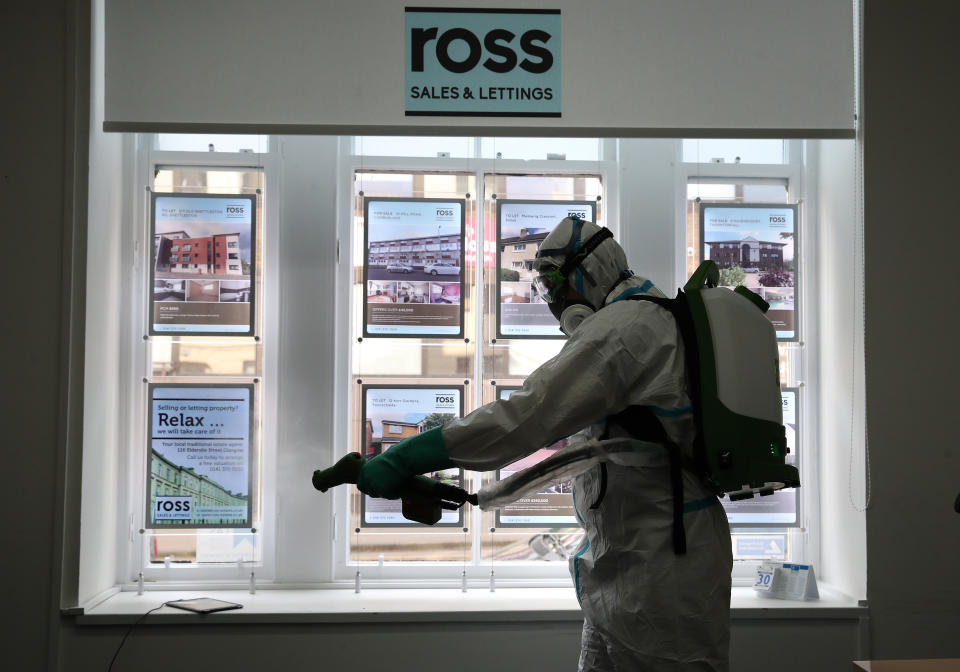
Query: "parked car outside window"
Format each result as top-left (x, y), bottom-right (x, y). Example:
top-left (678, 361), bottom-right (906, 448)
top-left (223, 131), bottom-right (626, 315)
top-left (424, 263), bottom-right (460, 276)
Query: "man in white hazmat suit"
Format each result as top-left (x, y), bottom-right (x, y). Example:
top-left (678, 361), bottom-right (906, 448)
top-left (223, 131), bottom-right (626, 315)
top-left (357, 217), bottom-right (733, 671)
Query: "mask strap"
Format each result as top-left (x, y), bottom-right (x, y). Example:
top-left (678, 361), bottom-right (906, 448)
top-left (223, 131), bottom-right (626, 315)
top-left (536, 218), bottom-right (586, 260)
top-left (558, 227), bottom-right (613, 277)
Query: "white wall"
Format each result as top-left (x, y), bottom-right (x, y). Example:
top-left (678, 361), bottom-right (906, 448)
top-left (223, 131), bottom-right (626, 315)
top-left (79, 0), bottom-right (125, 604)
top-left (814, 140), bottom-right (867, 599)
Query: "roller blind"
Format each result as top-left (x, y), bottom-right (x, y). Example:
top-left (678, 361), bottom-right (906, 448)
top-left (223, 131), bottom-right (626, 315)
top-left (104, 0), bottom-right (854, 137)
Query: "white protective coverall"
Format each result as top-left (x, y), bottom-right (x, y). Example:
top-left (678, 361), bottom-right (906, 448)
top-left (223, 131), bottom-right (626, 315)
top-left (441, 219), bottom-right (733, 671)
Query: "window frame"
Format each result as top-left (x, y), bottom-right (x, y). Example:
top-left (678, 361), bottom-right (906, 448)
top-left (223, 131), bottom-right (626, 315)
top-left (331, 138), bottom-right (619, 583)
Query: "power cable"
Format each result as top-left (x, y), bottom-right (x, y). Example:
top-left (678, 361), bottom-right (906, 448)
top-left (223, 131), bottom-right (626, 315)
top-left (107, 602), bottom-right (169, 671)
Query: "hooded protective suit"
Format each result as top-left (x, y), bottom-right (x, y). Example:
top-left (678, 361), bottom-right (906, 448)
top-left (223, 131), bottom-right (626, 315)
top-left (441, 218), bottom-right (733, 671)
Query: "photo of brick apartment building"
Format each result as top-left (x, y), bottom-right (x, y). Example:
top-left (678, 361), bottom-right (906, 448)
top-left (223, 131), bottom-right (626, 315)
top-left (706, 235), bottom-right (787, 272)
top-left (155, 230), bottom-right (245, 276)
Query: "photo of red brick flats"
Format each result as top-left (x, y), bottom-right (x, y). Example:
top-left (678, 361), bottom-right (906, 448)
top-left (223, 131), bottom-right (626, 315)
top-left (151, 192), bottom-right (256, 335)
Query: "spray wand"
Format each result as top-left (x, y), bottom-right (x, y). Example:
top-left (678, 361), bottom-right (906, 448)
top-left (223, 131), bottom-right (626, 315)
top-left (312, 452), bottom-right (478, 525)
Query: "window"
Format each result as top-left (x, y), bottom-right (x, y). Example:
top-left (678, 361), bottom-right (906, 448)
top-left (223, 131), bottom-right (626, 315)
top-left (96, 134), bottom-right (832, 591)
top-left (345, 163), bottom-right (604, 572)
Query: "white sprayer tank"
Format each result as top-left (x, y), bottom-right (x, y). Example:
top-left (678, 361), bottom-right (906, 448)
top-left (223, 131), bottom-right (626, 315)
top-left (700, 288), bottom-right (783, 425)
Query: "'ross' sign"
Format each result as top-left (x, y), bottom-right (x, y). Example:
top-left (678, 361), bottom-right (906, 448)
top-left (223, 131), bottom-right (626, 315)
top-left (405, 7), bottom-right (561, 117)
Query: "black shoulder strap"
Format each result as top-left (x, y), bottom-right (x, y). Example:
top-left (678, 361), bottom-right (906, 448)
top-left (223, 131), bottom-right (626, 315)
top-left (627, 291), bottom-right (708, 477)
top-left (615, 291), bottom-right (715, 555)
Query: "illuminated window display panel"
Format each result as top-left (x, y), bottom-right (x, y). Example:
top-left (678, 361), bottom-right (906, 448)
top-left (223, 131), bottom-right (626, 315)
top-left (700, 202), bottom-right (799, 340)
top-left (359, 384), bottom-right (465, 527)
top-left (363, 198), bottom-right (465, 338)
top-left (721, 388), bottom-right (799, 525)
top-left (494, 386), bottom-right (578, 527)
top-left (147, 383), bottom-right (253, 529)
top-left (496, 199), bottom-right (595, 338)
top-left (150, 192), bottom-right (256, 335)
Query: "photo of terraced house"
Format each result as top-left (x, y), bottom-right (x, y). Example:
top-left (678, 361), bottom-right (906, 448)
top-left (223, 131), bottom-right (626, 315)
top-left (150, 449), bottom-right (248, 526)
top-left (499, 226), bottom-right (550, 282)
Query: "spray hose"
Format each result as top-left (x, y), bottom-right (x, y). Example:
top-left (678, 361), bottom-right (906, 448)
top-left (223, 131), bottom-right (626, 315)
top-left (477, 438), bottom-right (659, 511)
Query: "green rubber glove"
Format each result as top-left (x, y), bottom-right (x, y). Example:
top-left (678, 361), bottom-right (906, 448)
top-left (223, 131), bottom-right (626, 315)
top-left (356, 426), bottom-right (455, 499)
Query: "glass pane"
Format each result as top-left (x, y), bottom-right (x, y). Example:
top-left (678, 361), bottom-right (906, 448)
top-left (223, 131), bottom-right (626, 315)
top-left (152, 166), bottom-right (267, 354)
top-left (348, 381), bottom-right (475, 562)
top-left (353, 170), bottom-right (477, 378)
top-left (481, 526), bottom-right (584, 562)
top-left (145, 163), bottom-right (265, 566)
top-left (149, 529), bottom-right (261, 564)
top-left (155, 134), bottom-right (269, 154)
top-left (350, 171), bottom-right (478, 562)
top-left (481, 172), bottom-right (602, 361)
top-left (351, 525), bottom-right (474, 563)
top-left (355, 136), bottom-right (476, 158)
top-left (682, 139), bottom-right (785, 164)
top-left (481, 137), bottom-right (601, 161)
top-left (151, 337), bottom-right (260, 377)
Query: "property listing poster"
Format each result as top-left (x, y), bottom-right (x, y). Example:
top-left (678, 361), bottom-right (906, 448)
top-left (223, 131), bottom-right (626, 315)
top-left (700, 203), bottom-right (798, 339)
top-left (151, 193), bottom-right (256, 335)
top-left (364, 198), bottom-right (465, 337)
top-left (360, 385), bottom-right (464, 527)
top-left (495, 387), bottom-right (578, 527)
top-left (497, 200), bottom-right (595, 338)
top-left (722, 388), bottom-right (799, 525)
top-left (147, 384), bottom-right (253, 529)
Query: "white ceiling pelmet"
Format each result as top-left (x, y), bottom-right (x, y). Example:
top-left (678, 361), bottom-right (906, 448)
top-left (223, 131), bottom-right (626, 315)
top-left (104, 0), bottom-right (854, 137)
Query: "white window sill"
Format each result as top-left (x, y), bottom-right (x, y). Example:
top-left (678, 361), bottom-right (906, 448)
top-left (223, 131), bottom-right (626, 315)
top-left (75, 585), bottom-right (865, 625)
